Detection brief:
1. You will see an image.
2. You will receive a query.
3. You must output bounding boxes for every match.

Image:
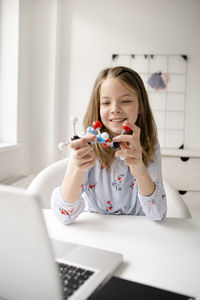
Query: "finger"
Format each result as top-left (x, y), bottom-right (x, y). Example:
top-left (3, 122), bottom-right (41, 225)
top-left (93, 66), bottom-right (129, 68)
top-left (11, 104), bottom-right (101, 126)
top-left (77, 155), bottom-right (96, 169)
top-left (113, 134), bottom-right (137, 146)
top-left (132, 123), bottom-right (141, 141)
top-left (74, 145), bottom-right (94, 159)
top-left (115, 148), bottom-right (138, 158)
top-left (70, 134), bottom-right (96, 149)
top-left (122, 120), bottom-right (141, 141)
top-left (119, 141), bottom-right (131, 150)
top-left (124, 157), bottom-right (138, 167)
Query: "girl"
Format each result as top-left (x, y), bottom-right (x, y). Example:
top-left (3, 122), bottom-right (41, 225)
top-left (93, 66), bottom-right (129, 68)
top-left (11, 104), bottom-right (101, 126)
top-left (51, 66), bottom-right (167, 224)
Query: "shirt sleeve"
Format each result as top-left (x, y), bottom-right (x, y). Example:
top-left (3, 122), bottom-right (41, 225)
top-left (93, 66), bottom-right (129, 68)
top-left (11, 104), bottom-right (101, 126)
top-left (137, 143), bottom-right (167, 221)
top-left (51, 186), bottom-right (85, 225)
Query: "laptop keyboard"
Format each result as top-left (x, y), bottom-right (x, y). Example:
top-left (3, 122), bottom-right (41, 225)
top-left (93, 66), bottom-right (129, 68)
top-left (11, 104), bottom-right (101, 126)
top-left (57, 262), bottom-right (94, 299)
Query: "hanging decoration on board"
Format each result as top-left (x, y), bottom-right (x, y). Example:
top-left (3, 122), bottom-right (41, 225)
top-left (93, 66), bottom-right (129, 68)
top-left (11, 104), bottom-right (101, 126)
top-left (147, 72), bottom-right (168, 89)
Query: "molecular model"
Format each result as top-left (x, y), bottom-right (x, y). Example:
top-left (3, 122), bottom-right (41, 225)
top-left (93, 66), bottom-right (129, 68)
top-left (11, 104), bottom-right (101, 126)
top-left (58, 117), bottom-right (130, 151)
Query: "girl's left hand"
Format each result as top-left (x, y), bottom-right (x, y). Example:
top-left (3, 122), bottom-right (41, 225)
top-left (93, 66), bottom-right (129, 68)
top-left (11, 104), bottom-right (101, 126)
top-left (113, 121), bottom-right (146, 178)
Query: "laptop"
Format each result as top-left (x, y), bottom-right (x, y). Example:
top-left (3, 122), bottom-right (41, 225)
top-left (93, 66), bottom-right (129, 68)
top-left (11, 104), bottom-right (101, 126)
top-left (0, 184), bottom-right (122, 300)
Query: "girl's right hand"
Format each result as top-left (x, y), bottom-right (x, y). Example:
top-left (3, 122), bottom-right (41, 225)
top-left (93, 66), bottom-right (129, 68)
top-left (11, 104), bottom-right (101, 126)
top-left (70, 134), bottom-right (96, 171)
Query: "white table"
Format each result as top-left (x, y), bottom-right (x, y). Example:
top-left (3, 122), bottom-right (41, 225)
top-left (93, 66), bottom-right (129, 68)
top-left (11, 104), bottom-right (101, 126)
top-left (43, 210), bottom-right (200, 299)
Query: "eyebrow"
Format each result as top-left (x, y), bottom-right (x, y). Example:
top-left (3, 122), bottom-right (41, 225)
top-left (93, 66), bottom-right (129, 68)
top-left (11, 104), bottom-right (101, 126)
top-left (119, 93), bottom-right (136, 98)
top-left (101, 93), bottom-right (136, 100)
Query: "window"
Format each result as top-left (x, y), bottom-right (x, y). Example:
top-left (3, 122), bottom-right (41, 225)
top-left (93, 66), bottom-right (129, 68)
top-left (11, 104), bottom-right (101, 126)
top-left (0, 0), bottom-right (19, 146)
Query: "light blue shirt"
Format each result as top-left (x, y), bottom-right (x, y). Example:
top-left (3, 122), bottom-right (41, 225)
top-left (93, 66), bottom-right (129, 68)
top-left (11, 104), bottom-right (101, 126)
top-left (51, 143), bottom-right (167, 224)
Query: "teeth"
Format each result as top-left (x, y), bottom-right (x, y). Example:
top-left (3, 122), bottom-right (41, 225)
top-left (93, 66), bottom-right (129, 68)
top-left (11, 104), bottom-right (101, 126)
top-left (110, 119), bottom-right (126, 122)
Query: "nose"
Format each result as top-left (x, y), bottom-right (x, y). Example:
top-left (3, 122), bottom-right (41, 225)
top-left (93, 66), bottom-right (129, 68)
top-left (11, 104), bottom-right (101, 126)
top-left (110, 103), bottom-right (121, 114)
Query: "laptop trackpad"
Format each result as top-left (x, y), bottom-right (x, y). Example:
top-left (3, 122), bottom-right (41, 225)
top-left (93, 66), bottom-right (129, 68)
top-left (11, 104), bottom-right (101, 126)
top-left (50, 238), bottom-right (77, 258)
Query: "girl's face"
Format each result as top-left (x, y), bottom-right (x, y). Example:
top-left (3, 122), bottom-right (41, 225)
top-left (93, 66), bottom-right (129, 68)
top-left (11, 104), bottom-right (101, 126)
top-left (100, 77), bottom-right (139, 136)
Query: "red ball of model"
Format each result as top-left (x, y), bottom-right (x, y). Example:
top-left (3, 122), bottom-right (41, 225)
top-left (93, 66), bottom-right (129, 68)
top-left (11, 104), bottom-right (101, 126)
top-left (92, 121), bottom-right (102, 129)
top-left (122, 124), bottom-right (131, 132)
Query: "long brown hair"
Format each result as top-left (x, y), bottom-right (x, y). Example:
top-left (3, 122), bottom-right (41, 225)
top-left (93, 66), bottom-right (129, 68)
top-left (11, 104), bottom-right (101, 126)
top-left (83, 66), bottom-right (157, 168)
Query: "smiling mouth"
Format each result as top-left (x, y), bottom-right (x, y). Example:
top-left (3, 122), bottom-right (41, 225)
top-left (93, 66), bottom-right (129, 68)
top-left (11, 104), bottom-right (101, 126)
top-left (109, 118), bottom-right (127, 124)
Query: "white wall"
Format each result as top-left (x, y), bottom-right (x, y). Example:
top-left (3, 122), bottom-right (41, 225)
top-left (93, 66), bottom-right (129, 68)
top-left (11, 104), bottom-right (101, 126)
top-left (29, 0), bottom-right (59, 172)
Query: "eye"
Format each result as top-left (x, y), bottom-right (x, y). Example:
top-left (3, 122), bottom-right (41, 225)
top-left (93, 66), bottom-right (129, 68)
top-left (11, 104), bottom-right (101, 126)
top-left (122, 100), bottom-right (132, 103)
top-left (101, 101), bottom-right (110, 105)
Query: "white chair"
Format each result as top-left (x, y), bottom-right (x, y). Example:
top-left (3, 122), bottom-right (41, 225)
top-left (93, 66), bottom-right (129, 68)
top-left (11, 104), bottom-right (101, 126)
top-left (27, 158), bottom-right (69, 209)
top-left (163, 179), bottom-right (191, 218)
top-left (27, 158), bottom-right (192, 218)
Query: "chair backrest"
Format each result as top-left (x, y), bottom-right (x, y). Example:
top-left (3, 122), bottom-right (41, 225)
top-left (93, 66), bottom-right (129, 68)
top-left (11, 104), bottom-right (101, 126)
top-left (163, 179), bottom-right (191, 218)
top-left (27, 158), bottom-right (69, 209)
top-left (27, 157), bottom-right (191, 218)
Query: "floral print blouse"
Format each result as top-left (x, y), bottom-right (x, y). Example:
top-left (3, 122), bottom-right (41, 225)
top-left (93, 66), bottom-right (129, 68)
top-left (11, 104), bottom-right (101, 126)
top-left (51, 143), bottom-right (167, 224)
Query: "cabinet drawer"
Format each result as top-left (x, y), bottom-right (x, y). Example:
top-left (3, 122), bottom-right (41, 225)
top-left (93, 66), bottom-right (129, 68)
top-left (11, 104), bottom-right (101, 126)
top-left (162, 156), bottom-right (200, 191)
